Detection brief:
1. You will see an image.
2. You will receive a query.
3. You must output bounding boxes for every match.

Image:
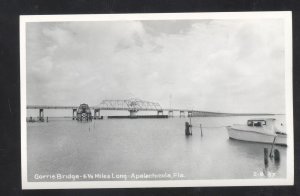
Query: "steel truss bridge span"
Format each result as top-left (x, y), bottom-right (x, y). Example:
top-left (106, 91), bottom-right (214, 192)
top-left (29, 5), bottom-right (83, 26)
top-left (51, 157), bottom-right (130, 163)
top-left (97, 99), bottom-right (162, 111)
top-left (27, 99), bottom-right (163, 111)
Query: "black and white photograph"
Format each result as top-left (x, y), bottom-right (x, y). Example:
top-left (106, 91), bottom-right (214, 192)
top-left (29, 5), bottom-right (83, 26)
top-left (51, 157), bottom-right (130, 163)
top-left (20, 12), bottom-right (293, 189)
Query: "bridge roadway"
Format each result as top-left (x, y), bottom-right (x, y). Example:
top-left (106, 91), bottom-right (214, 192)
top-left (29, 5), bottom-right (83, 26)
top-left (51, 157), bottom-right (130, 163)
top-left (26, 105), bottom-right (274, 120)
top-left (26, 105), bottom-right (227, 119)
top-left (27, 98), bottom-right (229, 119)
top-left (26, 105), bottom-right (205, 112)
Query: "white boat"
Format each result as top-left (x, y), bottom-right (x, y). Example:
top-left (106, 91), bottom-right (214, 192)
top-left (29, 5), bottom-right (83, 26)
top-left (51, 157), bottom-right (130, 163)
top-left (226, 118), bottom-right (287, 146)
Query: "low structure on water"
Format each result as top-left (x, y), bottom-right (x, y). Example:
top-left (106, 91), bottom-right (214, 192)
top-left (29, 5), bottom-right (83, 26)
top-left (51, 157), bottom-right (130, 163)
top-left (76, 103), bottom-right (93, 121)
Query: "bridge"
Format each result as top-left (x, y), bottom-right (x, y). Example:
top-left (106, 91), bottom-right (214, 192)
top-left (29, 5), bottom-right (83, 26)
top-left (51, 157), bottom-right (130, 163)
top-left (26, 98), bottom-right (249, 120)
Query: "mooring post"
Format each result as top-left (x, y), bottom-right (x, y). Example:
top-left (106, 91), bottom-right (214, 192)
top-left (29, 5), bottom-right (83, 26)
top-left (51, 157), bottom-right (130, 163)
top-left (185, 122), bottom-right (188, 135)
top-left (274, 149), bottom-right (280, 163)
top-left (185, 122), bottom-right (190, 135)
top-left (264, 148), bottom-right (269, 166)
top-left (189, 117), bottom-right (192, 135)
top-left (200, 124), bottom-right (203, 137)
top-left (269, 136), bottom-right (277, 158)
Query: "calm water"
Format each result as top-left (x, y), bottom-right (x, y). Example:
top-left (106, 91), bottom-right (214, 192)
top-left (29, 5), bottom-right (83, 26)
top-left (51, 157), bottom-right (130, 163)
top-left (27, 115), bottom-right (287, 181)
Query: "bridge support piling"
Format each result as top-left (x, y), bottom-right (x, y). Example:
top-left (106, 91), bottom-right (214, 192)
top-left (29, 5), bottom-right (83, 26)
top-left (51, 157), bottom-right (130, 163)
top-left (168, 110), bottom-right (173, 117)
top-left (72, 109), bottom-right (77, 120)
top-left (129, 110), bottom-right (138, 118)
top-left (180, 111), bottom-right (185, 118)
top-left (188, 111), bottom-right (193, 117)
top-left (157, 110), bottom-right (163, 116)
top-left (39, 109), bottom-right (44, 122)
top-left (94, 109), bottom-right (100, 119)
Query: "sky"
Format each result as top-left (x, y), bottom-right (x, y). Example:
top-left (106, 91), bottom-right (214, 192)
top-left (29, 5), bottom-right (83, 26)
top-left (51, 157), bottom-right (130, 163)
top-left (26, 18), bottom-right (286, 114)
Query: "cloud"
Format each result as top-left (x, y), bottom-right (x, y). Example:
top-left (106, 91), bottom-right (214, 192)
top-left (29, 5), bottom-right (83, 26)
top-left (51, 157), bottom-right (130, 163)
top-left (26, 19), bottom-right (286, 114)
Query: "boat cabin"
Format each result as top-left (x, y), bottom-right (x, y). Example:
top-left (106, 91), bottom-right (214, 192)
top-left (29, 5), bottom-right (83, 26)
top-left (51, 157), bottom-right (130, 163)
top-left (247, 118), bottom-right (275, 127)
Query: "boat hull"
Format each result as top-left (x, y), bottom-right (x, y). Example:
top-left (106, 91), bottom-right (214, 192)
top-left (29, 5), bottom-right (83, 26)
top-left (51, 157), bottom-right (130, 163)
top-left (227, 126), bottom-right (287, 146)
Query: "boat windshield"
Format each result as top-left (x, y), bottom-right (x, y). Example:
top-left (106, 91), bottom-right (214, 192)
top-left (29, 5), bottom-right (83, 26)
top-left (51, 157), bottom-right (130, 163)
top-left (247, 120), bottom-right (266, 127)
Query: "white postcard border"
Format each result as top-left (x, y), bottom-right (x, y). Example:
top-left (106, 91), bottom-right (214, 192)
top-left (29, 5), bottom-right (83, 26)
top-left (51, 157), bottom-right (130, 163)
top-left (20, 11), bottom-right (294, 189)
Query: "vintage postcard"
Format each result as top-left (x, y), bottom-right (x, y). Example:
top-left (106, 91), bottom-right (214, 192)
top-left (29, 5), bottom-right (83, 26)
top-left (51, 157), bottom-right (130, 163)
top-left (20, 12), bottom-right (293, 189)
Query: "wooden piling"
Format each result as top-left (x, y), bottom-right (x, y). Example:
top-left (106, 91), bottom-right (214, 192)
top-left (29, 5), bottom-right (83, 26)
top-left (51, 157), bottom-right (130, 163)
top-left (269, 136), bottom-right (277, 158)
top-left (274, 149), bottom-right (280, 162)
top-left (185, 122), bottom-right (192, 135)
top-left (264, 148), bottom-right (269, 166)
top-left (185, 122), bottom-right (189, 135)
top-left (189, 117), bottom-right (192, 135)
top-left (200, 124), bottom-right (203, 137)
